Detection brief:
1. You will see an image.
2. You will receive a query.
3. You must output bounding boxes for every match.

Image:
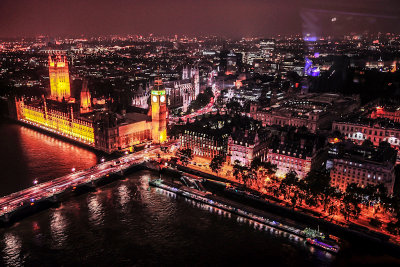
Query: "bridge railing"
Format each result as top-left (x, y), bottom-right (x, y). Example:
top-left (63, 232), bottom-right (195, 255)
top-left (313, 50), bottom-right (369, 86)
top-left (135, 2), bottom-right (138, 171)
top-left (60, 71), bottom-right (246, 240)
top-left (0, 152), bottom-right (152, 216)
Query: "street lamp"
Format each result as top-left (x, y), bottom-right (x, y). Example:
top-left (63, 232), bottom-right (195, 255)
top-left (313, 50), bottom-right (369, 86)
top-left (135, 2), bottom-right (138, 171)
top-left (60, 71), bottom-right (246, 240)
top-left (71, 167), bottom-right (76, 172)
top-left (33, 179), bottom-right (38, 185)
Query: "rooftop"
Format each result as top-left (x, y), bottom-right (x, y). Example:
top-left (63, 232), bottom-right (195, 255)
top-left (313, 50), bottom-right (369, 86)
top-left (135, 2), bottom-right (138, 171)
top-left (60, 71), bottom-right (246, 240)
top-left (122, 112), bottom-right (150, 124)
top-left (335, 115), bottom-right (400, 130)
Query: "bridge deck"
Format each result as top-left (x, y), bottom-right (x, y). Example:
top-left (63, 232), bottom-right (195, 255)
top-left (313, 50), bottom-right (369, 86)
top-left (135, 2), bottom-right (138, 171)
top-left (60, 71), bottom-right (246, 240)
top-left (0, 148), bottom-right (157, 217)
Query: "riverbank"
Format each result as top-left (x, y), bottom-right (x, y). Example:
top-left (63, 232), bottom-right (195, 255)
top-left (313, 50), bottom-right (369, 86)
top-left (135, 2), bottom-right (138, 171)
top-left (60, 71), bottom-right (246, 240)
top-left (169, 164), bottom-right (400, 255)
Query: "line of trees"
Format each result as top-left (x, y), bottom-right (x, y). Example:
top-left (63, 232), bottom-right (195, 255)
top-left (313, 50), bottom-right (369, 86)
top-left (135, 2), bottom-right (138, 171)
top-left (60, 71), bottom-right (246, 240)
top-left (232, 158), bottom-right (277, 189)
top-left (181, 152), bottom-right (400, 235)
top-left (227, 156), bottom-right (400, 235)
top-left (264, 169), bottom-right (400, 235)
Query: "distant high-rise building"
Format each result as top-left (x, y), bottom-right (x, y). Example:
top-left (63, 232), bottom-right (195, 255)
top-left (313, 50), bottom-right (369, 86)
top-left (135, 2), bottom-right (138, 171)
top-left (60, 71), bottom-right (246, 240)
top-left (259, 39), bottom-right (275, 59)
top-left (219, 50), bottom-right (242, 74)
top-left (151, 77), bottom-right (167, 143)
top-left (49, 54), bottom-right (71, 101)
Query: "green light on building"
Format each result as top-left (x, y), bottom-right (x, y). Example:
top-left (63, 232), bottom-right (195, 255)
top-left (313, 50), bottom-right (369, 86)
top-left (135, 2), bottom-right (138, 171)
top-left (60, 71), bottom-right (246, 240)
top-left (151, 90), bottom-right (166, 96)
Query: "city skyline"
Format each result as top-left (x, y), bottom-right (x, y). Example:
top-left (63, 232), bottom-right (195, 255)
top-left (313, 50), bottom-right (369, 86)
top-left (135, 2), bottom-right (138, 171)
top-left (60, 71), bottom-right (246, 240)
top-left (2, 1), bottom-right (400, 265)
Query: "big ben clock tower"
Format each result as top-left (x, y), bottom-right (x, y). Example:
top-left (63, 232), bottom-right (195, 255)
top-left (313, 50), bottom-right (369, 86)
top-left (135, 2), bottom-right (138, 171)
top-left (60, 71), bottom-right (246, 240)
top-left (151, 77), bottom-right (167, 143)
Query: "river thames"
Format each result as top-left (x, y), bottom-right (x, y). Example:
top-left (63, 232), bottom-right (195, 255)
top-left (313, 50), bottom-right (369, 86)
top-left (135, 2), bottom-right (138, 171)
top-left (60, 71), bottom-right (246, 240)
top-left (0, 120), bottom-right (399, 266)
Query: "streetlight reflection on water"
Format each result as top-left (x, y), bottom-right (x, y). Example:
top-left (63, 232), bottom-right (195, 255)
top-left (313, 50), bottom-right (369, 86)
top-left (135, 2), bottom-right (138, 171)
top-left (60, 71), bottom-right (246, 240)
top-left (50, 210), bottom-right (68, 249)
top-left (88, 195), bottom-right (105, 227)
top-left (2, 233), bottom-right (22, 266)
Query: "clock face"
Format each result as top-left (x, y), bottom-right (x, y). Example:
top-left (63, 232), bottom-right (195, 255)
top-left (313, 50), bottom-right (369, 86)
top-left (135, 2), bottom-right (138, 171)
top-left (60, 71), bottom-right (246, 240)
top-left (160, 95), bottom-right (165, 103)
top-left (152, 95), bottom-right (158, 103)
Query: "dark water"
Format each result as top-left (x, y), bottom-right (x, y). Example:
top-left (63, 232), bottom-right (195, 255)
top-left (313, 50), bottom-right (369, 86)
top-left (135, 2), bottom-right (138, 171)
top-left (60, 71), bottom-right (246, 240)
top-left (0, 121), bottom-right (399, 266)
top-left (0, 121), bottom-right (100, 197)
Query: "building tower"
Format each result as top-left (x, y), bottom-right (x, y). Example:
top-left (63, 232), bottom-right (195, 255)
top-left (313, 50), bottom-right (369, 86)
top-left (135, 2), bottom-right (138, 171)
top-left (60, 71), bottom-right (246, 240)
top-left (182, 66), bottom-right (189, 80)
top-left (193, 67), bottom-right (200, 98)
top-left (80, 80), bottom-right (92, 114)
top-left (151, 77), bottom-right (167, 143)
top-left (49, 54), bottom-right (71, 101)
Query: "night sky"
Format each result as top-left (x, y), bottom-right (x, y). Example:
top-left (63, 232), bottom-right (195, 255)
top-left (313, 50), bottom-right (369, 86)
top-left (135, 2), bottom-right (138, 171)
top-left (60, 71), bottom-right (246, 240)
top-left (1, 0), bottom-right (399, 38)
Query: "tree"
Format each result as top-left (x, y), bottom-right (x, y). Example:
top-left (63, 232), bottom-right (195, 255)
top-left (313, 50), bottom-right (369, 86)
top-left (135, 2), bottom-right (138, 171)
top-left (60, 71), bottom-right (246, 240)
top-left (186, 87), bottom-right (214, 114)
top-left (242, 169), bottom-right (254, 188)
top-left (369, 218), bottom-right (383, 228)
top-left (233, 160), bottom-right (242, 178)
top-left (251, 157), bottom-right (277, 180)
top-left (303, 170), bottom-right (332, 209)
top-left (379, 140), bottom-right (391, 149)
top-left (209, 155), bottom-right (225, 175)
top-left (178, 148), bottom-right (193, 166)
top-left (341, 183), bottom-right (363, 221)
top-left (362, 139), bottom-right (374, 148)
top-left (386, 194), bottom-right (400, 236)
top-left (387, 221), bottom-right (400, 235)
top-left (232, 160), bottom-right (252, 186)
top-left (280, 171), bottom-right (300, 205)
top-left (169, 157), bottom-right (178, 166)
top-left (251, 157), bottom-right (262, 170)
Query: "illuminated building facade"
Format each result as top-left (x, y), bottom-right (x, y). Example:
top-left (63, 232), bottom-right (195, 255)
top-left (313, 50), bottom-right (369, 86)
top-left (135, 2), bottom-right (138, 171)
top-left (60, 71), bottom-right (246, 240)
top-left (131, 83), bottom-right (150, 109)
top-left (180, 129), bottom-right (229, 159)
top-left (332, 119), bottom-right (400, 150)
top-left (13, 96), bottom-right (154, 153)
top-left (329, 143), bottom-right (396, 195)
top-left (94, 112), bottom-right (152, 153)
top-left (266, 132), bottom-right (325, 179)
top-left (49, 54), bottom-right (71, 101)
top-left (228, 129), bottom-right (268, 167)
top-left (15, 97), bottom-right (95, 144)
top-left (9, 55), bottom-right (161, 153)
top-left (250, 93), bottom-right (359, 133)
top-left (371, 106), bottom-right (400, 123)
top-left (219, 50), bottom-right (242, 75)
top-left (164, 66), bottom-right (199, 112)
top-left (151, 77), bottom-right (167, 143)
top-left (250, 101), bottom-right (329, 133)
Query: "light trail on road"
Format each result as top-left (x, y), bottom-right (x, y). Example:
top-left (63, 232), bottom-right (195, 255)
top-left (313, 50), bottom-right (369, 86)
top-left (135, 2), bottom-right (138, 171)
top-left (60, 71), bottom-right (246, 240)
top-left (0, 148), bottom-right (158, 218)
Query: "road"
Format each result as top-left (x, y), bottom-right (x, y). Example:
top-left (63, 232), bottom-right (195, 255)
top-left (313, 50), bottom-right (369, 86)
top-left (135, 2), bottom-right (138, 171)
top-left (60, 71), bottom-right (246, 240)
top-left (169, 89), bottom-right (220, 124)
